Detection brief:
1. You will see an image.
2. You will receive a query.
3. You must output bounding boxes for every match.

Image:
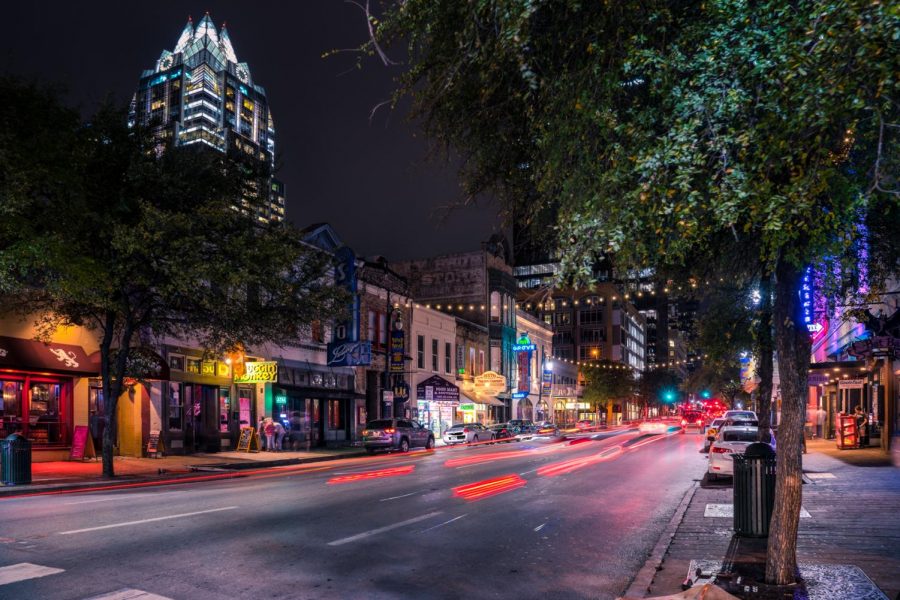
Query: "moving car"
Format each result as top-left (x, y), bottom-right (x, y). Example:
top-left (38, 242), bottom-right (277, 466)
top-left (489, 423), bottom-right (515, 442)
top-left (442, 423), bottom-right (494, 445)
top-left (707, 425), bottom-right (775, 480)
top-left (362, 419), bottom-right (435, 454)
top-left (681, 411), bottom-right (706, 432)
top-left (576, 419), bottom-right (596, 430)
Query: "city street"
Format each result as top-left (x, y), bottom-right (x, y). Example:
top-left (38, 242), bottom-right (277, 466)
top-left (0, 428), bottom-right (701, 600)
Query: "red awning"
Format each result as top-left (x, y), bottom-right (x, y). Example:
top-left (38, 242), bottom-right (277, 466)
top-left (0, 336), bottom-right (99, 376)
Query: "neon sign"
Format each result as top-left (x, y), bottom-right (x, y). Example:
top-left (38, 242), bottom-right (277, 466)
top-left (801, 266), bottom-right (828, 342)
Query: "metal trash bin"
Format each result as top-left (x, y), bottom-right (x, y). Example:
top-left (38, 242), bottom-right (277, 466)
top-left (0, 433), bottom-right (33, 486)
top-left (733, 441), bottom-right (776, 537)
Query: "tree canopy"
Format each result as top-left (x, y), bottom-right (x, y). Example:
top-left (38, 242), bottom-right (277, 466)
top-left (373, 0), bottom-right (898, 585)
top-left (0, 77), bottom-right (347, 476)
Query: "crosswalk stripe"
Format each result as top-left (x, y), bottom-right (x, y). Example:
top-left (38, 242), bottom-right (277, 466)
top-left (0, 563), bottom-right (65, 586)
top-left (83, 589), bottom-right (173, 600)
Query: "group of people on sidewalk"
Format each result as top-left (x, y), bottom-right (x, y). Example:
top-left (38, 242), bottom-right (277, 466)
top-left (257, 417), bottom-right (286, 452)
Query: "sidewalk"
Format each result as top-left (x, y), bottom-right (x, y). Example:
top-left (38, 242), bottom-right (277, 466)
top-left (628, 439), bottom-right (900, 599)
top-left (0, 446), bottom-right (366, 497)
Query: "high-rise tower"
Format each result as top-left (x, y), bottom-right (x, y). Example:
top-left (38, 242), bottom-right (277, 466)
top-left (130, 14), bottom-right (285, 223)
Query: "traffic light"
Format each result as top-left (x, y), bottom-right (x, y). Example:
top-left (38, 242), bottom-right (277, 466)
top-left (663, 390), bottom-right (675, 402)
top-left (701, 390), bottom-right (711, 399)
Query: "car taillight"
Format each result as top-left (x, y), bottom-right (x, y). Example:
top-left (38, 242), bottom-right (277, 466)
top-left (711, 446), bottom-right (729, 454)
top-left (681, 419), bottom-right (687, 426)
top-left (697, 419), bottom-right (703, 425)
top-left (463, 428), bottom-right (470, 433)
top-left (384, 428), bottom-right (395, 434)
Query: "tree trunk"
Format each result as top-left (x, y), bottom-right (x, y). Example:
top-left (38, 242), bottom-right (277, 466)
top-left (100, 312), bottom-right (135, 478)
top-left (756, 269), bottom-right (774, 442)
top-left (765, 259), bottom-right (812, 585)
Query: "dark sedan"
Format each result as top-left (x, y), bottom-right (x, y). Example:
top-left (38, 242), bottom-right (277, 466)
top-left (490, 424), bottom-right (516, 442)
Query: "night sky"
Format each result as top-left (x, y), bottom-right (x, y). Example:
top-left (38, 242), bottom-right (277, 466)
top-left (2, 2), bottom-right (500, 260)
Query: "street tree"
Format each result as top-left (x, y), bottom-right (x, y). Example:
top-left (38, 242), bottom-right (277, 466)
top-left (581, 362), bottom-right (634, 423)
top-left (0, 79), bottom-right (346, 477)
top-left (373, 0), bottom-right (898, 585)
top-left (637, 368), bottom-right (682, 416)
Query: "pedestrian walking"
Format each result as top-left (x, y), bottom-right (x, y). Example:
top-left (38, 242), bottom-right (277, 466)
top-left (274, 420), bottom-right (285, 452)
top-left (264, 418), bottom-right (276, 452)
top-left (257, 417), bottom-right (267, 451)
top-left (854, 406), bottom-right (869, 447)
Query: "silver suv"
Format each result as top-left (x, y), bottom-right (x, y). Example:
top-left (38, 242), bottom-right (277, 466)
top-left (363, 418), bottom-right (435, 454)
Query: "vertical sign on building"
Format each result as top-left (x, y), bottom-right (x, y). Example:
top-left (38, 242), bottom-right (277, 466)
top-left (800, 266), bottom-right (828, 343)
top-left (513, 334), bottom-right (536, 394)
top-left (389, 311), bottom-right (405, 373)
top-left (328, 246), bottom-right (372, 366)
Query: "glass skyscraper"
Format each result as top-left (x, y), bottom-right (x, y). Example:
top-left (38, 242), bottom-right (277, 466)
top-left (130, 14), bottom-right (285, 223)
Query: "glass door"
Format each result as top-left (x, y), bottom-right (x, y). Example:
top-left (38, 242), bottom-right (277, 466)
top-left (1, 380), bottom-right (24, 438)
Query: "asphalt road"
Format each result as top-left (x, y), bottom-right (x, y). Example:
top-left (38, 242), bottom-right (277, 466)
top-left (0, 427), bottom-right (705, 600)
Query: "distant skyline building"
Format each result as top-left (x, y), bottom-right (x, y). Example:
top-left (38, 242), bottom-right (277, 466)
top-left (129, 14), bottom-right (285, 223)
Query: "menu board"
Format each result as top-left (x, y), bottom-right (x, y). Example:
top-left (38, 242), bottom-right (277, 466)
top-left (237, 427), bottom-right (256, 452)
top-left (147, 430), bottom-right (161, 457)
top-left (69, 425), bottom-right (96, 460)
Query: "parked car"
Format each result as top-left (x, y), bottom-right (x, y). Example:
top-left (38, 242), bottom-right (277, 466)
top-left (722, 410), bottom-right (758, 422)
top-left (489, 424), bottom-right (515, 442)
top-left (702, 418), bottom-right (727, 452)
top-left (507, 419), bottom-right (535, 434)
top-left (443, 423), bottom-right (494, 445)
top-left (362, 419), bottom-right (435, 454)
top-left (707, 425), bottom-right (775, 480)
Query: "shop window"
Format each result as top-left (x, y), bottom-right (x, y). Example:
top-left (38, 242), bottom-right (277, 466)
top-left (186, 358), bottom-right (201, 374)
top-left (432, 339), bottom-right (439, 372)
top-left (219, 388), bottom-right (231, 433)
top-left (327, 400), bottom-right (343, 430)
top-left (445, 342), bottom-right (452, 374)
top-left (169, 354), bottom-right (185, 371)
top-left (417, 335), bottom-right (425, 369)
top-left (1, 381), bottom-right (23, 438)
top-left (168, 382), bottom-right (183, 431)
top-left (28, 382), bottom-right (63, 445)
top-left (88, 386), bottom-right (104, 416)
top-left (490, 291), bottom-right (501, 323)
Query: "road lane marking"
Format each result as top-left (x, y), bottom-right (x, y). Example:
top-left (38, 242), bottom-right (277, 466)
top-left (534, 523), bottom-right (546, 532)
top-left (64, 491), bottom-right (181, 505)
top-left (0, 563), bottom-right (65, 585)
top-left (420, 514), bottom-right (467, 533)
top-left (327, 511), bottom-right (442, 546)
top-left (379, 492), bottom-right (419, 502)
top-left (83, 589), bottom-right (173, 600)
top-left (58, 506), bottom-right (239, 535)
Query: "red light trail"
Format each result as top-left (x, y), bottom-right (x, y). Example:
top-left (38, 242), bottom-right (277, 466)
top-left (327, 465), bottom-right (416, 485)
top-left (452, 474), bottom-right (527, 501)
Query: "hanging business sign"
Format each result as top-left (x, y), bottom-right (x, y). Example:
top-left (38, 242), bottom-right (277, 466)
top-left (416, 375), bottom-right (460, 402)
top-left (837, 378), bottom-right (865, 389)
top-left (474, 371), bottom-right (507, 392)
top-left (512, 334), bottom-right (537, 353)
top-left (327, 340), bottom-right (372, 367)
top-left (514, 334), bottom-right (533, 393)
top-left (512, 392), bottom-right (528, 399)
top-left (542, 369), bottom-right (553, 395)
top-left (234, 361), bottom-right (278, 383)
top-left (390, 329), bottom-right (405, 373)
top-left (393, 381), bottom-right (410, 401)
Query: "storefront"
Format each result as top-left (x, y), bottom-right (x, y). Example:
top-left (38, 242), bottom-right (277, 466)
top-left (0, 335), bottom-right (98, 460)
top-left (416, 375), bottom-right (461, 436)
top-left (163, 347), bottom-right (248, 454)
top-left (271, 361), bottom-right (358, 448)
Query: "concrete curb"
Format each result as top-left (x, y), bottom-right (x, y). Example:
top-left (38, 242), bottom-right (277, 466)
top-left (622, 481), bottom-right (699, 599)
top-left (0, 451), bottom-right (367, 498)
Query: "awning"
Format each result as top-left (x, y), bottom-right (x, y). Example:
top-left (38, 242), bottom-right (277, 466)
top-left (0, 336), bottom-right (98, 375)
top-left (460, 391), bottom-right (505, 407)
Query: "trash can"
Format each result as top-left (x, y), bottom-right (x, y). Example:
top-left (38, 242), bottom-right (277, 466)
top-left (733, 441), bottom-right (776, 537)
top-left (0, 433), bottom-right (33, 486)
